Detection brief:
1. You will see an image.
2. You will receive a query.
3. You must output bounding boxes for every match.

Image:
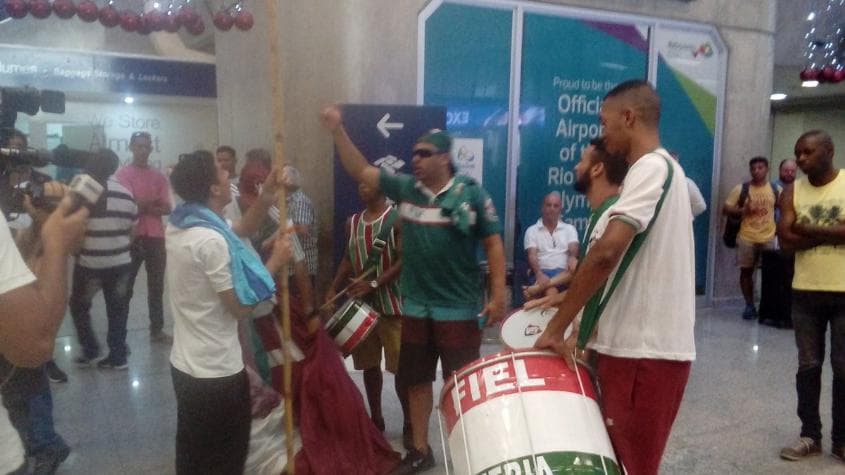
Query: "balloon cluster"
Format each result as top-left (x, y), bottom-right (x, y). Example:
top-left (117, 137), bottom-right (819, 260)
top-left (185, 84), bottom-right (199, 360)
top-left (798, 0), bottom-right (844, 84)
top-left (3, 0), bottom-right (254, 35)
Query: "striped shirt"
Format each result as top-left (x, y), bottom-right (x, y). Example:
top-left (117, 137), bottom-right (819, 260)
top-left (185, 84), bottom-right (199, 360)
top-left (347, 207), bottom-right (403, 315)
top-left (78, 179), bottom-right (138, 269)
top-left (287, 189), bottom-right (317, 275)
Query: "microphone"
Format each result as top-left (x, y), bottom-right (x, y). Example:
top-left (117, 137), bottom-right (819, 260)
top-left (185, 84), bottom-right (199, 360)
top-left (0, 147), bottom-right (52, 167)
top-left (51, 144), bottom-right (97, 169)
top-left (67, 174), bottom-right (104, 213)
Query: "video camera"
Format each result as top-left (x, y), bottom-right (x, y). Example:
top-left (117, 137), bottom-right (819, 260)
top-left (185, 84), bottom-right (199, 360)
top-left (0, 86), bottom-right (105, 219)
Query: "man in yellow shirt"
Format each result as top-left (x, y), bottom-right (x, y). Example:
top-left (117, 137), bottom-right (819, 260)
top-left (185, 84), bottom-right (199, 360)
top-left (777, 130), bottom-right (845, 463)
top-left (723, 156), bottom-right (780, 319)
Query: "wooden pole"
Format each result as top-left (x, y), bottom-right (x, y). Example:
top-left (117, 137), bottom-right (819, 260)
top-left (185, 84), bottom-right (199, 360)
top-left (262, 0), bottom-right (295, 472)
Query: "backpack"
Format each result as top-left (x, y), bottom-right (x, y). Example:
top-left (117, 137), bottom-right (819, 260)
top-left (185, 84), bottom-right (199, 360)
top-left (723, 181), bottom-right (779, 248)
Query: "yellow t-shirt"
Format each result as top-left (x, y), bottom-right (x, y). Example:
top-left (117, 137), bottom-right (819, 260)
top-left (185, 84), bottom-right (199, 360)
top-left (725, 182), bottom-right (778, 243)
top-left (792, 171), bottom-right (845, 292)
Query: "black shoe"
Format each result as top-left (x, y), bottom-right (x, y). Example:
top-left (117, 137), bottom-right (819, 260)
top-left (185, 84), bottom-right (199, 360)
top-left (44, 361), bottom-right (68, 383)
top-left (391, 447), bottom-right (434, 475)
top-left (31, 443), bottom-right (70, 475)
top-left (96, 355), bottom-right (128, 370)
top-left (73, 355), bottom-right (96, 368)
top-left (402, 423), bottom-right (414, 450)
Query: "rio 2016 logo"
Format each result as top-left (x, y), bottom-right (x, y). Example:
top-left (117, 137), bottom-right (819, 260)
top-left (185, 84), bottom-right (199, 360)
top-left (692, 42), bottom-right (714, 58)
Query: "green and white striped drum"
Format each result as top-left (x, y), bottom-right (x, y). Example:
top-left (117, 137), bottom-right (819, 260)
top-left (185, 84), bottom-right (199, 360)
top-left (440, 350), bottom-right (620, 475)
top-left (324, 299), bottom-right (379, 355)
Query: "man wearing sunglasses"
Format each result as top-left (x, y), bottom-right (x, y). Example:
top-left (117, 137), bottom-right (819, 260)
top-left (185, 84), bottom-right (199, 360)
top-left (321, 105), bottom-right (506, 474)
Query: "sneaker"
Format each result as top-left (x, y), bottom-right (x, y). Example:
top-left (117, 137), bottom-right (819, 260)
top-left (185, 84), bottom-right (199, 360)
top-left (44, 361), bottom-right (68, 383)
top-left (96, 356), bottom-right (128, 370)
top-left (73, 356), bottom-right (95, 368)
top-left (150, 330), bottom-right (173, 344)
top-left (390, 447), bottom-right (435, 475)
top-left (780, 437), bottom-right (822, 461)
top-left (742, 304), bottom-right (757, 320)
top-left (402, 423), bottom-right (414, 450)
top-left (833, 444), bottom-right (844, 462)
top-left (31, 443), bottom-right (70, 475)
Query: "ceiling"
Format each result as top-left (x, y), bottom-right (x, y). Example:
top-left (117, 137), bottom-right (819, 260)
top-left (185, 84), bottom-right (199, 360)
top-left (772, 0), bottom-right (845, 108)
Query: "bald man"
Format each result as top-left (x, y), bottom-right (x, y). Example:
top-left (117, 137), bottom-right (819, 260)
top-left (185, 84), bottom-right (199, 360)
top-left (523, 192), bottom-right (579, 299)
top-left (535, 80), bottom-right (696, 475)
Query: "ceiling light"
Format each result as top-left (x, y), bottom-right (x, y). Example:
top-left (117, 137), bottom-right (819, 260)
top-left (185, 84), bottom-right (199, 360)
top-left (123, 96), bottom-right (135, 104)
top-left (807, 12), bottom-right (815, 21)
top-left (770, 93), bottom-right (787, 101)
top-left (802, 80), bottom-right (819, 88)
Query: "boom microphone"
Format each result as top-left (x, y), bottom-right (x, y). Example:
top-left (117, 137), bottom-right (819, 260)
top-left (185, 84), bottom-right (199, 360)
top-left (51, 144), bottom-right (97, 169)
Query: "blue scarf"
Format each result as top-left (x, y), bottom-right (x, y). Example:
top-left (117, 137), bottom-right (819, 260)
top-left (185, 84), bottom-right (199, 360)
top-left (170, 203), bottom-right (276, 306)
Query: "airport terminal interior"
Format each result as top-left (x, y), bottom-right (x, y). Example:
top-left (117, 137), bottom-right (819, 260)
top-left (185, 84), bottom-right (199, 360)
top-left (1, 0), bottom-right (845, 474)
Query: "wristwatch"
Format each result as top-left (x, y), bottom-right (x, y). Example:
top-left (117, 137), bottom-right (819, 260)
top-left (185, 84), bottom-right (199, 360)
top-left (369, 280), bottom-right (379, 289)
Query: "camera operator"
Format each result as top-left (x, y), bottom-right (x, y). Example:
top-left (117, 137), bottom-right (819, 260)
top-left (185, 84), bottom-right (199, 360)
top-left (0, 187), bottom-right (89, 473)
top-left (6, 130), bottom-right (33, 236)
top-left (2, 182), bottom-right (74, 474)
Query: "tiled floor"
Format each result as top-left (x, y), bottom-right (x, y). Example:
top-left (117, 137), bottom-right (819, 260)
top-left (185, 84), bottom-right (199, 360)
top-left (43, 273), bottom-right (844, 474)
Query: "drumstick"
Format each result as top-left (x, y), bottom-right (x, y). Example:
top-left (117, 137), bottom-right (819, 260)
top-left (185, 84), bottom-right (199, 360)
top-left (318, 267), bottom-right (377, 312)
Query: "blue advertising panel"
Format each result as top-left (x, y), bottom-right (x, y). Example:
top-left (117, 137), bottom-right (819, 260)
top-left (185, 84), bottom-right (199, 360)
top-left (515, 15), bottom-right (648, 295)
top-left (0, 46), bottom-right (216, 97)
top-left (332, 104), bottom-right (446, 264)
top-left (423, 3), bottom-right (512, 227)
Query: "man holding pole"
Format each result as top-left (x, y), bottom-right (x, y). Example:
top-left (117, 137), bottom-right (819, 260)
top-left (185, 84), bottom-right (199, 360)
top-left (535, 80), bottom-right (696, 475)
top-left (321, 105), bottom-right (507, 474)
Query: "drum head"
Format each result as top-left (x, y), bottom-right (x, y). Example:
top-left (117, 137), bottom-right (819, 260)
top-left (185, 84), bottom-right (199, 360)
top-left (500, 307), bottom-right (571, 349)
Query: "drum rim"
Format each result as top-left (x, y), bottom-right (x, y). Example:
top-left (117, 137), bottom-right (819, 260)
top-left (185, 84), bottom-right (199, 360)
top-left (324, 298), bottom-right (375, 334)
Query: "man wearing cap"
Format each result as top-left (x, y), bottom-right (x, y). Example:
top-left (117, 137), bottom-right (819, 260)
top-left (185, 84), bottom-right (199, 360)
top-left (321, 105), bottom-right (506, 474)
top-left (116, 131), bottom-right (172, 343)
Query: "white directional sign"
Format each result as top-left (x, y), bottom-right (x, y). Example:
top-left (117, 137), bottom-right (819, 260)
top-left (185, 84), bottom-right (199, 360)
top-left (376, 113), bottom-right (404, 138)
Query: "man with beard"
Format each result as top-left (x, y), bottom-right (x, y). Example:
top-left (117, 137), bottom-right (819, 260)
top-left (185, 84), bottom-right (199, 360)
top-left (523, 138), bottom-right (626, 302)
top-left (535, 80), bottom-right (696, 475)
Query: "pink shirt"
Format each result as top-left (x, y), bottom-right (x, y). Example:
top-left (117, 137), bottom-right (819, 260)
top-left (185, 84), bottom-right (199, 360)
top-left (116, 164), bottom-right (171, 238)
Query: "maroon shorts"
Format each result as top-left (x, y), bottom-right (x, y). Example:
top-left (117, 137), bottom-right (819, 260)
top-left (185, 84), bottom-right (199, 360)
top-left (596, 353), bottom-right (691, 475)
top-left (397, 317), bottom-right (481, 387)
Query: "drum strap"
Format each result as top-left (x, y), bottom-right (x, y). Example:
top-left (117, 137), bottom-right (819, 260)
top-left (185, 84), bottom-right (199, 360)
top-left (362, 207), bottom-right (398, 272)
top-left (577, 152), bottom-right (674, 349)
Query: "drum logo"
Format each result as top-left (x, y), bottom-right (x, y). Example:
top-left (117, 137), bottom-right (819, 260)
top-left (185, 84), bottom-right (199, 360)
top-left (450, 357), bottom-right (545, 412)
top-left (523, 324), bottom-right (541, 337)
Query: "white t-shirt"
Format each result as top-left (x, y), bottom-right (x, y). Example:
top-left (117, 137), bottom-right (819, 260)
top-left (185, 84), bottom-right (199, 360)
top-left (167, 225), bottom-right (244, 378)
top-left (0, 213), bottom-right (33, 472)
top-left (587, 149), bottom-right (696, 361)
top-left (524, 219), bottom-right (579, 270)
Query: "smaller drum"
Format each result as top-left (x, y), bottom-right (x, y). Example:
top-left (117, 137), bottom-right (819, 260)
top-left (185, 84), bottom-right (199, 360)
top-left (501, 307), bottom-right (570, 349)
top-left (324, 299), bottom-right (379, 355)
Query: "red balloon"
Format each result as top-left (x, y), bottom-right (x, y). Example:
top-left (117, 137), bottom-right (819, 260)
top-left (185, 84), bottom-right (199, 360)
top-left (821, 66), bottom-right (836, 82)
top-left (144, 9), bottom-right (165, 31)
top-left (186, 18), bottom-right (204, 35)
top-left (119, 9), bottom-right (140, 32)
top-left (234, 10), bottom-right (252, 30)
top-left (213, 11), bottom-right (234, 31)
top-left (5, 0), bottom-right (30, 19)
top-left (162, 12), bottom-right (179, 32)
top-left (833, 69), bottom-right (845, 84)
top-left (137, 13), bottom-right (153, 34)
top-left (29, 0), bottom-right (52, 19)
top-left (98, 5), bottom-right (120, 27)
top-left (76, 0), bottom-right (98, 22)
top-left (175, 5), bottom-right (198, 27)
top-left (52, 0), bottom-right (76, 18)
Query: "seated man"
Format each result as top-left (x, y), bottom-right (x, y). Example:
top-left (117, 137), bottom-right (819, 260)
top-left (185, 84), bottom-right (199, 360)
top-left (523, 191), bottom-right (579, 299)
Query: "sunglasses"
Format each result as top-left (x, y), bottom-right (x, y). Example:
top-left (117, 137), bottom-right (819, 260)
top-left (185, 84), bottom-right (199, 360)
top-left (412, 149), bottom-right (442, 158)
